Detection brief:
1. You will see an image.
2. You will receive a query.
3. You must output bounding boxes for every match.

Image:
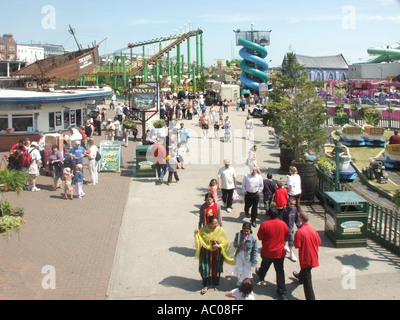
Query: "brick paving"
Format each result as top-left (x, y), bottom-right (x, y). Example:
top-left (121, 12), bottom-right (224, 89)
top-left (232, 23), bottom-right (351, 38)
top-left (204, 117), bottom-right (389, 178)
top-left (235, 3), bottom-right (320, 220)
top-left (0, 107), bottom-right (137, 300)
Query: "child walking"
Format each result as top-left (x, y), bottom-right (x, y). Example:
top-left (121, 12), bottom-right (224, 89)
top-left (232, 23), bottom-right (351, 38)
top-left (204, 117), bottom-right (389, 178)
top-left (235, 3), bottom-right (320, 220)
top-left (208, 178), bottom-right (218, 204)
top-left (214, 121), bottom-right (220, 139)
top-left (225, 278), bottom-right (255, 300)
top-left (232, 222), bottom-right (258, 287)
top-left (62, 167), bottom-right (74, 200)
top-left (72, 163), bottom-right (85, 199)
top-left (167, 154), bottom-right (180, 185)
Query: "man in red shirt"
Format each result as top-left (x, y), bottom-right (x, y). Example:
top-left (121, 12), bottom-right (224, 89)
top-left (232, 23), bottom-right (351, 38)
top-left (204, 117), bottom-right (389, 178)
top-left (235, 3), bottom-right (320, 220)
top-left (256, 206), bottom-right (289, 300)
top-left (389, 130), bottom-right (400, 144)
top-left (293, 210), bottom-right (321, 300)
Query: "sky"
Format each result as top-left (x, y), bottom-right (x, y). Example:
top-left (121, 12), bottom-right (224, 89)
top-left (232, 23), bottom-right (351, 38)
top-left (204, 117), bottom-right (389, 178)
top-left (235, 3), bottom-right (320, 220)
top-left (1, 0), bottom-right (400, 68)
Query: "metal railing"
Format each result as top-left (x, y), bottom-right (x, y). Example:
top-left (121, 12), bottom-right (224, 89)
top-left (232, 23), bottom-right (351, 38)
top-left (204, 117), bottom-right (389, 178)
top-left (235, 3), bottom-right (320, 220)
top-left (326, 115), bottom-right (400, 131)
top-left (315, 168), bottom-right (400, 254)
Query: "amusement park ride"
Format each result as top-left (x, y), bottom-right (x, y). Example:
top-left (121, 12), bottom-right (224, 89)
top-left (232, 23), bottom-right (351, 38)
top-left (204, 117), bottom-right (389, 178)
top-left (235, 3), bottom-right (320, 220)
top-left (233, 25), bottom-right (271, 97)
top-left (90, 28), bottom-right (205, 93)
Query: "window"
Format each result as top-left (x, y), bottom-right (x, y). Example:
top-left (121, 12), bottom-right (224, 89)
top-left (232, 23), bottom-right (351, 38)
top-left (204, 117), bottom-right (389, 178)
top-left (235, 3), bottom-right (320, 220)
top-left (49, 112), bottom-right (55, 131)
top-left (63, 110), bottom-right (70, 129)
top-left (0, 115), bottom-right (8, 131)
top-left (11, 114), bottom-right (33, 132)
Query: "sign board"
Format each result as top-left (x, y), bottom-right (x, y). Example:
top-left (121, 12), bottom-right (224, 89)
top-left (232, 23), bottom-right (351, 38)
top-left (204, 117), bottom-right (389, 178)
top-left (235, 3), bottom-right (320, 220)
top-left (131, 85), bottom-right (156, 111)
top-left (259, 83), bottom-right (269, 98)
top-left (99, 140), bottom-right (121, 172)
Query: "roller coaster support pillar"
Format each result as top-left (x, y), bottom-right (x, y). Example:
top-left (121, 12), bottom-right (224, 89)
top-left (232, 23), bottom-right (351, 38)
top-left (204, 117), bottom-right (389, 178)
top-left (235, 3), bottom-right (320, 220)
top-left (187, 37), bottom-right (191, 75)
top-left (335, 140), bottom-right (340, 191)
top-left (200, 32), bottom-right (204, 77)
top-left (143, 59), bottom-right (148, 82)
top-left (167, 52), bottom-right (171, 77)
top-left (192, 64), bottom-right (196, 94)
top-left (170, 64), bottom-right (175, 92)
top-left (177, 44), bottom-right (181, 86)
top-left (196, 31), bottom-right (200, 71)
top-left (122, 56), bottom-right (127, 88)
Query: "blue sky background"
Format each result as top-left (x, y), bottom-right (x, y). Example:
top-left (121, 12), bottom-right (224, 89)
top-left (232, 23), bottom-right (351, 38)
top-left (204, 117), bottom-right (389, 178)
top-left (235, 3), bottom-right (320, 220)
top-left (1, 0), bottom-right (400, 67)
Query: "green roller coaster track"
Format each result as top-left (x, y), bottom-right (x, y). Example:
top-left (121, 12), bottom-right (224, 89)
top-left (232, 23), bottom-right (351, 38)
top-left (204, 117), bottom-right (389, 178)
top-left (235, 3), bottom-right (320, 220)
top-left (83, 28), bottom-right (205, 93)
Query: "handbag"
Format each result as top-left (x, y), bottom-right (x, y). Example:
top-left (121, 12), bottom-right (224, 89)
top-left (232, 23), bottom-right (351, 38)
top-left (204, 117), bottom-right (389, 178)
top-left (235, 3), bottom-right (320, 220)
top-left (232, 189), bottom-right (240, 201)
top-left (27, 160), bottom-right (39, 175)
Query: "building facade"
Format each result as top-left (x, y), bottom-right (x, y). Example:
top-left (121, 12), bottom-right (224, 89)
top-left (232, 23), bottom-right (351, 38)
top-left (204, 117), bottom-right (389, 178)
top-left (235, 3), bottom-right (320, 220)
top-left (0, 87), bottom-right (112, 151)
top-left (0, 34), bottom-right (17, 61)
top-left (17, 45), bottom-right (45, 64)
top-left (283, 54), bottom-right (349, 82)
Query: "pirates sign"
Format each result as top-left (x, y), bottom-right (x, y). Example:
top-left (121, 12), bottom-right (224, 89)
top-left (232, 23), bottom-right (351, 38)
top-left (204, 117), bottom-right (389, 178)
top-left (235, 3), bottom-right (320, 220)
top-left (131, 85), bottom-right (156, 111)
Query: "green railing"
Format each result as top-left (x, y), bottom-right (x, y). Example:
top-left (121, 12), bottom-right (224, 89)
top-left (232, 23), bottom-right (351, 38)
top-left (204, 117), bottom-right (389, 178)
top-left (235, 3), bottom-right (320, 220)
top-left (316, 168), bottom-right (400, 254)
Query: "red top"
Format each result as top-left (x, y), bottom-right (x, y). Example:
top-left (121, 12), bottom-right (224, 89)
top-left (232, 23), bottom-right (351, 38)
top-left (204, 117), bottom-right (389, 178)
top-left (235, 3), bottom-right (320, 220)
top-left (205, 203), bottom-right (218, 222)
top-left (389, 134), bottom-right (400, 144)
top-left (274, 187), bottom-right (288, 208)
top-left (294, 223), bottom-right (321, 269)
top-left (257, 218), bottom-right (288, 259)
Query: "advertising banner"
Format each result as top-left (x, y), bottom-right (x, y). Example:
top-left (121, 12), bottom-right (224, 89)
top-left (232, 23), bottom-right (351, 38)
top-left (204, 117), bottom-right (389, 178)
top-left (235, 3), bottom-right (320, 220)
top-left (99, 140), bottom-right (121, 172)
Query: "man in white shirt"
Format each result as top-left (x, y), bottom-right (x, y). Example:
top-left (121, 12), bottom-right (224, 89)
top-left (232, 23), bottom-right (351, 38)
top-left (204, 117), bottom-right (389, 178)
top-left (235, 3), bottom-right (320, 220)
top-left (242, 166), bottom-right (264, 227)
top-left (110, 93), bottom-right (116, 110)
top-left (38, 131), bottom-right (45, 169)
top-left (116, 103), bottom-right (123, 122)
top-left (217, 159), bottom-right (238, 213)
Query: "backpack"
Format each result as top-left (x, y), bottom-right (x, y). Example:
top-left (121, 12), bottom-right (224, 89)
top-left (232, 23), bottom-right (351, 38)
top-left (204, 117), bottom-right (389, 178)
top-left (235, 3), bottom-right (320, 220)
top-left (95, 151), bottom-right (101, 162)
top-left (21, 149), bottom-right (33, 168)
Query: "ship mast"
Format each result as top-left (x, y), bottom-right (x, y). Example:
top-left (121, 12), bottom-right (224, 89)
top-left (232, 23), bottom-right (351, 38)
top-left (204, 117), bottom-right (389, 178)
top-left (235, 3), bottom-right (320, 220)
top-left (68, 25), bottom-right (83, 51)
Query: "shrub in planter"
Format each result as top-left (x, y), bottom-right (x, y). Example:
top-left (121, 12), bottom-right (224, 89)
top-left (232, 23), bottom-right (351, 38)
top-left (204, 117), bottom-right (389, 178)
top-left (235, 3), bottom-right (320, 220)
top-left (0, 169), bottom-right (30, 194)
top-left (317, 156), bottom-right (336, 175)
top-left (0, 199), bottom-right (25, 239)
top-left (152, 119), bottom-right (166, 128)
top-left (122, 118), bottom-right (135, 129)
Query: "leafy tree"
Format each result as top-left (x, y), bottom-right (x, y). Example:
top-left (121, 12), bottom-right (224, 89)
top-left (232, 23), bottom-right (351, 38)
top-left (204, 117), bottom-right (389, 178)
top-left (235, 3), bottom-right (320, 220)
top-left (268, 52), bottom-right (328, 161)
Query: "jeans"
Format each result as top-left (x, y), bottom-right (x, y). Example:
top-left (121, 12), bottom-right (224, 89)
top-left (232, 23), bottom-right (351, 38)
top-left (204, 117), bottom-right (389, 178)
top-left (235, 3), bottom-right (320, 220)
top-left (221, 188), bottom-right (234, 209)
top-left (258, 255), bottom-right (286, 296)
top-left (156, 164), bottom-right (167, 180)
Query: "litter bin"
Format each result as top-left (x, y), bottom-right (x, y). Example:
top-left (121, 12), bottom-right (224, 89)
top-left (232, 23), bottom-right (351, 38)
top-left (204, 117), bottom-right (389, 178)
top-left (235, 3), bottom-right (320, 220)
top-left (324, 191), bottom-right (368, 248)
top-left (135, 145), bottom-right (156, 178)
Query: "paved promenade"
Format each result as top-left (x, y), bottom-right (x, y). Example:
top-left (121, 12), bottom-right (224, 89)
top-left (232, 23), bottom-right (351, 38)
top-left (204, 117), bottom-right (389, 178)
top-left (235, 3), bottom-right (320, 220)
top-left (0, 104), bottom-right (399, 301)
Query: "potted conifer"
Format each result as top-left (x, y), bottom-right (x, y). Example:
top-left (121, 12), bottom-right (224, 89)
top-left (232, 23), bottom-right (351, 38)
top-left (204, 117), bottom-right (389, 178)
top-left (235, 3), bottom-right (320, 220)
top-left (268, 52), bottom-right (329, 200)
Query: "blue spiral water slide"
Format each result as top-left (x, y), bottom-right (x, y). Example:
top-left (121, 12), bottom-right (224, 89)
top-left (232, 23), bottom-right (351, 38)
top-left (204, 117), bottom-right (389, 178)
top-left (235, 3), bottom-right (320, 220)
top-left (238, 38), bottom-right (269, 92)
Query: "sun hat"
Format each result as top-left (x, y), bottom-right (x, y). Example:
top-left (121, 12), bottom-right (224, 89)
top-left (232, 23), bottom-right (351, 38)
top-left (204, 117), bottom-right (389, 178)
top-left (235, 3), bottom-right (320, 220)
top-left (30, 141), bottom-right (39, 147)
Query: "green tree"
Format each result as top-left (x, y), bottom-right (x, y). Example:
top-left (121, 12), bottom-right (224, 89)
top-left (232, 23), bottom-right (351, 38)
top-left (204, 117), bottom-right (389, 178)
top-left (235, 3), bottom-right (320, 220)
top-left (268, 52), bottom-right (328, 161)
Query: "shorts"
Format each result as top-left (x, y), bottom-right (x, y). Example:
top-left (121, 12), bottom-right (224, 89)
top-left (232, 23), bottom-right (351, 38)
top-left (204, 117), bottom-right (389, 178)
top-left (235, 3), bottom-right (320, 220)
top-left (202, 124), bottom-right (209, 130)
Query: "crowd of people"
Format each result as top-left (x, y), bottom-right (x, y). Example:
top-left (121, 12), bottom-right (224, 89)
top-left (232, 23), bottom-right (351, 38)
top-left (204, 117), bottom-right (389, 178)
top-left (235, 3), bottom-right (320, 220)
top-left (4, 121), bottom-right (101, 198)
top-left (155, 92), bottom-right (320, 300)
top-left (3, 91), bottom-right (322, 301)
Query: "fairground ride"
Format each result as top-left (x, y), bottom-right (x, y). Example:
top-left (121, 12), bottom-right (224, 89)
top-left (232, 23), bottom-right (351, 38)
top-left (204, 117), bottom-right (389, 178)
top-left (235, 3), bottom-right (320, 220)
top-left (233, 25), bottom-right (271, 96)
top-left (86, 28), bottom-right (205, 93)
